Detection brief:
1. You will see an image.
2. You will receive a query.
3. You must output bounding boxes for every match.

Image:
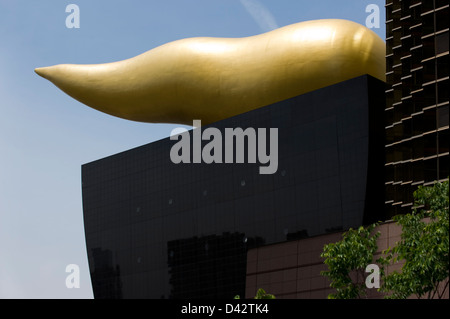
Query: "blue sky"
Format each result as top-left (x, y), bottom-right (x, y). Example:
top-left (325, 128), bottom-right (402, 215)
top-left (0, 0), bottom-right (385, 298)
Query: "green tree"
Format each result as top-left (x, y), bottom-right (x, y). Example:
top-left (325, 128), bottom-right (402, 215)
top-left (320, 180), bottom-right (449, 299)
top-left (234, 288), bottom-right (275, 299)
top-left (253, 288), bottom-right (276, 299)
top-left (320, 223), bottom-right (380, 299)
top-left (380, 181), bottom-right (449, 299)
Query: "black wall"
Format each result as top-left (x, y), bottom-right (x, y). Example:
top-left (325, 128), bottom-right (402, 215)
top-left (82, 75), bottom-right (386, 299)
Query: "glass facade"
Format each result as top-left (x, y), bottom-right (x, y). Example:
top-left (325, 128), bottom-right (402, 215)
top-left (385, 0), bottom-right (449, 217)
top-left (82, 75), bottom-right (386, 299)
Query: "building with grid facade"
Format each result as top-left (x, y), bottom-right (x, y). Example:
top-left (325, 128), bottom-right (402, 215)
top-left (384, 0), bottom-right (449, 217)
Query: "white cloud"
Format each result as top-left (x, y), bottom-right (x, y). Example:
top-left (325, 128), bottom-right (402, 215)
top-left (239, 0), bottom-right (279, 32)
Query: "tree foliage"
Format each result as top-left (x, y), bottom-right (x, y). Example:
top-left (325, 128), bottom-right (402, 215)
top-left (234, 288), bottom-right (275, 299)
top-left (320, 180), bottom-right (449, 299)
top-left (380, 181), bottom-right (449, 299)
top-left (320, 223), bottom-right (380, 299)
top-left (253, 288), bottom-right (276, 299)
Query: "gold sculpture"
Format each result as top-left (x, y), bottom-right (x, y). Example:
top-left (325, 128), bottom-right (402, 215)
top-left (35, 19), bottom-right (385, 125)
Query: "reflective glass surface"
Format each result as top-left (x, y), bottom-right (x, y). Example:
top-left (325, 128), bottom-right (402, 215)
top-left (82, 75), bottom-right (385, 298)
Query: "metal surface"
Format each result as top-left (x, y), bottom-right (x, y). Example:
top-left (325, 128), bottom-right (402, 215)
top-left (35, 19), bottom-right (386, 125)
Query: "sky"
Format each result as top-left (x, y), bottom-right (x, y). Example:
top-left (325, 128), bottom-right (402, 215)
top-left (0, 0), bottom-right (385, 299)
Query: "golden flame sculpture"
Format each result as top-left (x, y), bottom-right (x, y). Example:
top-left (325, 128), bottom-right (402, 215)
top-left (35, 19), bottom-right (385, 125)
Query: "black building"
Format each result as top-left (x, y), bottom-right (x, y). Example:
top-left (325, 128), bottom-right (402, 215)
top-left (384, 0), bottom-right (449, 217)
top-left (82, 75), bottom-right (385, 299)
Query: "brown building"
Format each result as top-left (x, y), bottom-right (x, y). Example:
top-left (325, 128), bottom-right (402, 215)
top-left (384, 0), bottom-right (449, 217)
top-left (245, 220), bottom-right (449, 299)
